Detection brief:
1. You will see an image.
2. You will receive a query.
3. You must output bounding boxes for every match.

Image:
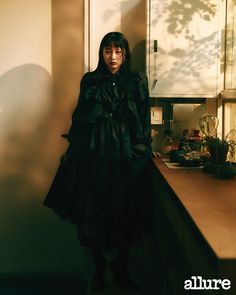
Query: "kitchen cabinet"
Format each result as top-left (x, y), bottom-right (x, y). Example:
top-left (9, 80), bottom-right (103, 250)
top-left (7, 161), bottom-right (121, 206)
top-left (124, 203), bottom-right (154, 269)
top-left (146, 0), bottom-right (225, 98)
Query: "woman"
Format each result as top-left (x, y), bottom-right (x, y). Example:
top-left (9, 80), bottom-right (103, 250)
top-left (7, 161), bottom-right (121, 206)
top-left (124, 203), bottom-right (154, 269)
top-left (44, 32), bottom-right (152, 292)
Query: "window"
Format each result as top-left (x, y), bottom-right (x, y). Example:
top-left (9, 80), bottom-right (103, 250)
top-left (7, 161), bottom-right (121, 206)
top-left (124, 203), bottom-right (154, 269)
top-left (219, 1), bottom-right (236, 152)
top-left (225, 0), bottom-right (236, 89)
top-left (223, 101), bottom-right (236, 135)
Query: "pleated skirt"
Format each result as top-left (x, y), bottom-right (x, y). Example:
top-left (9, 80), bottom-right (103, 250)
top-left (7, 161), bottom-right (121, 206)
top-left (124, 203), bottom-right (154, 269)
top-left (44, 152), bottom-right (152, 251)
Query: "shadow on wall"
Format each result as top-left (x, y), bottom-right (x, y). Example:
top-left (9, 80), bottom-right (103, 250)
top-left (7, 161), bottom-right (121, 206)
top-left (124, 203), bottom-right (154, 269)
top-left (52, 0), bottom-right (83, 102)
top-left (121, 0), bottom-right (146, 72)
top-left (0, 64), bottom-right (56, 200)
top-left (151, 0), bottom-right (217, 33)
top-left (0, 64), bottom-right (91, 275)
top-left (0, 64), bottom-right (83, 274)
top-left (149, 0), bottom-right (224, 91)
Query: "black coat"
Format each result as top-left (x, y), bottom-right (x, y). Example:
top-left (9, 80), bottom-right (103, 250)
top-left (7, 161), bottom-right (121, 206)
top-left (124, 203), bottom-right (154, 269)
top-left (43, 69), bottom-right (152, 251)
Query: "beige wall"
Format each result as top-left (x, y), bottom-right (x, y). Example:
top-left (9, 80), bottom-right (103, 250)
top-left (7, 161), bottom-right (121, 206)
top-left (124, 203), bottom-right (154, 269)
top-left (0, 0), bottom-right (51, 76)
top-left (0, 0), bottom-right (90, 276)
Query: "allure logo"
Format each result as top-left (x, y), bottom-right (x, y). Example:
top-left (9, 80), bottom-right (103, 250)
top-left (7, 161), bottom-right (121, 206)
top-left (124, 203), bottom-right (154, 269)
top-left (184, 276), bottom-right (231, 290)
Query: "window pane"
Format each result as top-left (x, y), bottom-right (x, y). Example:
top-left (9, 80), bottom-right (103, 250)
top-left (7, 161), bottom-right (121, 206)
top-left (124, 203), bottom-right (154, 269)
top-left (224, 102), bottom-right (236, 162)
top-left (225, 0), bottom-right (236, 89)
top-left (224, 102), bottom-right (236, 134)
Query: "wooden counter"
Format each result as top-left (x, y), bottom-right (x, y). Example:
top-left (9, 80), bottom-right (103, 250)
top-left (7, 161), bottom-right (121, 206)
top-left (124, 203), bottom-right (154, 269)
top-left (150, 158), bottom-right (236, 294)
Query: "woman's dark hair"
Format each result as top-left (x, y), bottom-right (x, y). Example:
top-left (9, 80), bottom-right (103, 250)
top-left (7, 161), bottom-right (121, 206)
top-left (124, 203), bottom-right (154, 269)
top-left (96, 32), bottom-right (131, 73)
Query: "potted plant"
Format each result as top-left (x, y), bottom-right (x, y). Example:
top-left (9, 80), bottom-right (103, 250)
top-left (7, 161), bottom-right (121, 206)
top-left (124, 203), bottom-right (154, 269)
top-left (205, 136), bottom-right (229, 165)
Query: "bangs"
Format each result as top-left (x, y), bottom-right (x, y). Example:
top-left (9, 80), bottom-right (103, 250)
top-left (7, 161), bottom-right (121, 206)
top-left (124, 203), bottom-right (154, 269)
top-left (101, 32), bottom-right (127, 50)
top-left (103, 40), bottom-right (124, 49)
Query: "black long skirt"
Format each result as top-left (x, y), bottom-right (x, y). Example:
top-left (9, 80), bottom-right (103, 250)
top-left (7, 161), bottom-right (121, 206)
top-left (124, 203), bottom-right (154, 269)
top-left (44, 152), bottom-right (152, 252)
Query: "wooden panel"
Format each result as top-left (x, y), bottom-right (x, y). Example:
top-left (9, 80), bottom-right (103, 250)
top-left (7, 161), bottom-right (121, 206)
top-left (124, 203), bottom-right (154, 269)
top-left (151, 158), bottom-right (236, 294)
top-left (152, 158), bottom-right (236, 260)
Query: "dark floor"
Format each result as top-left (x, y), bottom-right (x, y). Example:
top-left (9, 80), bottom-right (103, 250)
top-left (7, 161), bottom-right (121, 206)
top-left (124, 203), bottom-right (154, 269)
top-left (88, 238), bottom-right (166, 295)
top-left (0, 277), bottom-right (88, 295)
top-left (0, 276), bottom-right (154, 295)
top-left (90, 269), bottom-right (162, 295)
top-left (0, 239), bottom-right (166, 295)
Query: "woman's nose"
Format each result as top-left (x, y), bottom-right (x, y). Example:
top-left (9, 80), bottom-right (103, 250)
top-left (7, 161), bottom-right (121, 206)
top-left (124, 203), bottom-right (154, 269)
top-left (111, 51), bottom-right (116, 60)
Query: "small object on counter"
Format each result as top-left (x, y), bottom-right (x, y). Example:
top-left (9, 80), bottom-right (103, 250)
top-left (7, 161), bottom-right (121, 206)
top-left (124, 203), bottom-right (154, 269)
top-left (179, 158), bottom-right (202, 167)
top-left (182, 128), bottom-right (190, 138)
top-left (178, 129), bottom-right (190, 149)
top-left (192, 129), bottom-right (201, 138)
top-left (162, 136), bottom-right (173, 154)
top-left (169, 149), bottom-right (185, 162)
top-left (178, 151), bottom-right (202, 167)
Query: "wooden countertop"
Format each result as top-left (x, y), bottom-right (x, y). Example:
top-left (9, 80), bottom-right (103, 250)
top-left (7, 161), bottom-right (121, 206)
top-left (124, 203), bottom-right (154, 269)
top-left (152, 157), bottom-right (236, 260)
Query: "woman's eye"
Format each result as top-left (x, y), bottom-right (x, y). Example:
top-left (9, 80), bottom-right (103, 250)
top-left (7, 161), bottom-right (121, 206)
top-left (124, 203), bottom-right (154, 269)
top-left (104, 48), bottom-right (122, 55)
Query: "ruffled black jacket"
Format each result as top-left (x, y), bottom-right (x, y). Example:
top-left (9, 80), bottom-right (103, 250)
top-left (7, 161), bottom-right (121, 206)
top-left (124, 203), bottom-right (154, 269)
top-left (65, 69), bottom-right (152, 161)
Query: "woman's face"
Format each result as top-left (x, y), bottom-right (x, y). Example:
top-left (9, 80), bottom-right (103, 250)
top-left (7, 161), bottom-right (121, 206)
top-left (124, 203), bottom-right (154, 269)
top-left (103, 45), bottom-right (124, 74)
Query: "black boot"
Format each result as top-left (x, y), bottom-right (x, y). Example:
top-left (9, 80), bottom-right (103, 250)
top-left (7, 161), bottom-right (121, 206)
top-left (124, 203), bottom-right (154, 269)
top-left (109, 248), bottom-right (140, 291)
top-left (91, 250), bottom-right (107, 293)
